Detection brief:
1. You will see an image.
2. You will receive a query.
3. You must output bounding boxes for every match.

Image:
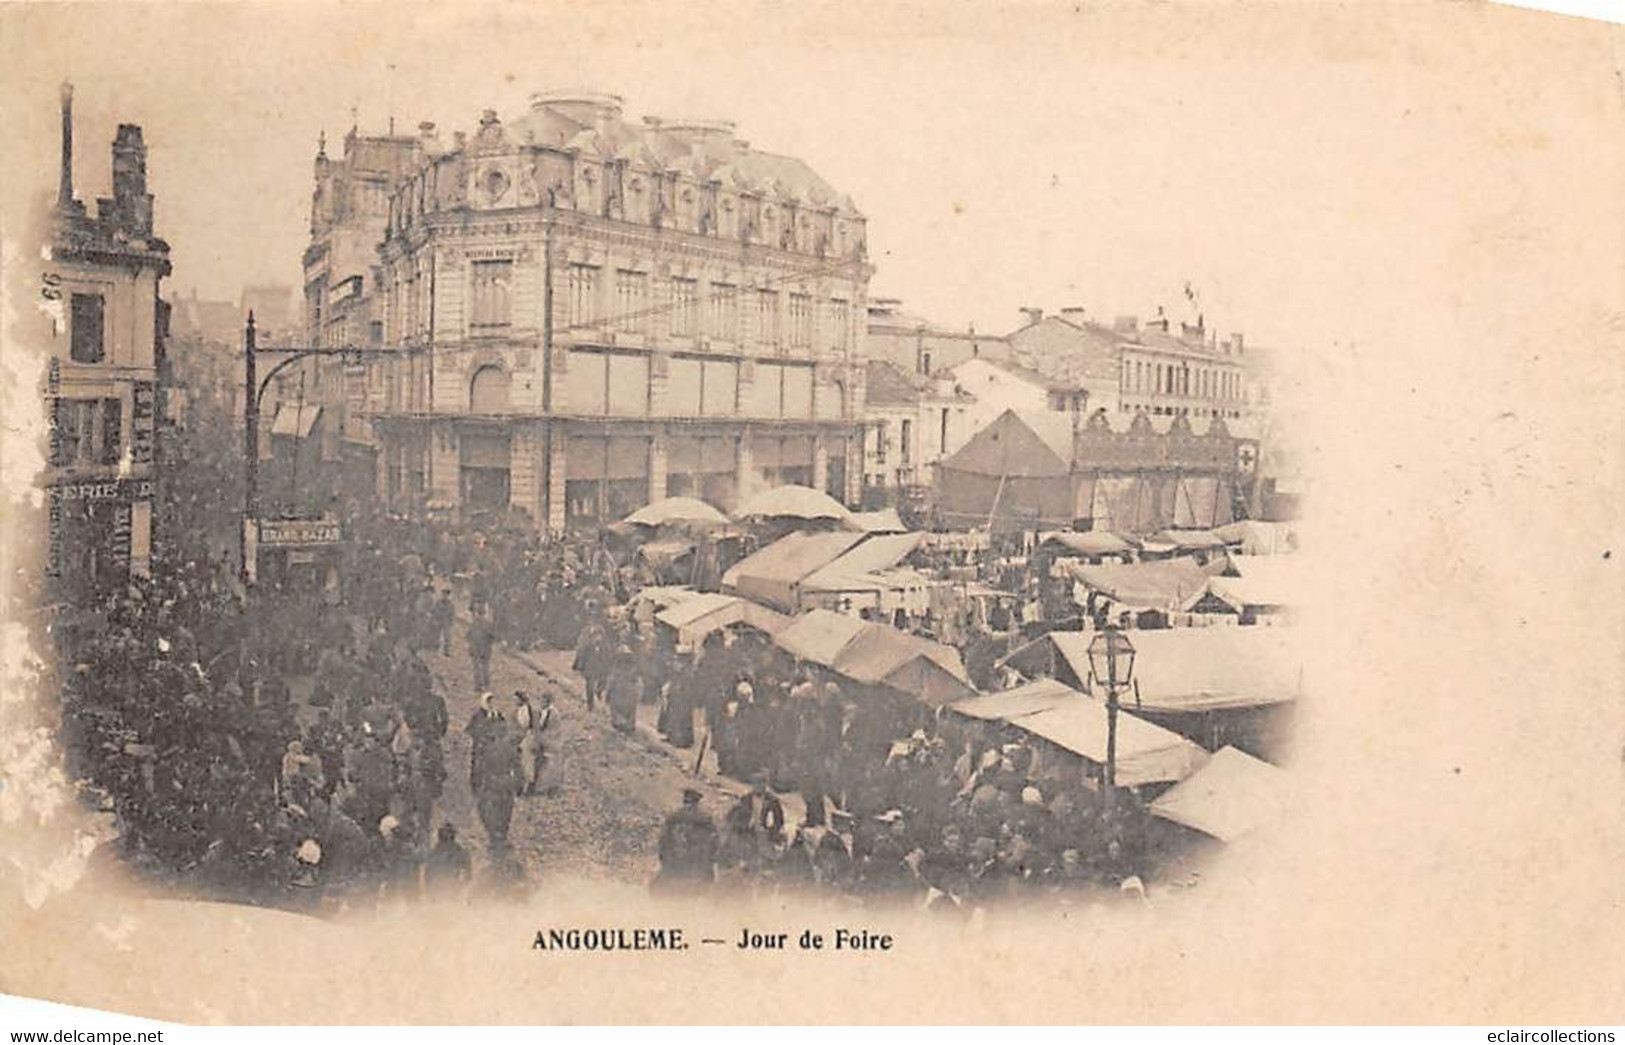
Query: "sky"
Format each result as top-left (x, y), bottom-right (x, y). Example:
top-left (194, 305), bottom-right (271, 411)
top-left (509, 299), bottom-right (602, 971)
top-left (1, 0), bottom-right (1619, 357)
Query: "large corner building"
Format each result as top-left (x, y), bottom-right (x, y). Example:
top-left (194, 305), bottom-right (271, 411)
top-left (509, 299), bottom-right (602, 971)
top-left (329, 92), bottom-right (872, 532)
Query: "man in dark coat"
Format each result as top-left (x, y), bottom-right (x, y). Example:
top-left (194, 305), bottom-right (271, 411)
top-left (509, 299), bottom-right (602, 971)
top-left (572, 620), bottom-right (610, 711)
top-left (475, 727), bottom-right (523, 852)
top-left (653, 788), bottom-right (718, 894)
top-left (465, 692), bottom-right (503, 794)
top-left (606, 647), bottom-right (641, 734)
top-left (466, 609), bottom-right (496, 692)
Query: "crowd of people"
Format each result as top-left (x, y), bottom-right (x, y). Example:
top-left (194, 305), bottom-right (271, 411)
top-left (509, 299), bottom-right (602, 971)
top-left (35, 370), bottom-right (1154, 915)
top-left (641, 628), bottom-right (1153, 911)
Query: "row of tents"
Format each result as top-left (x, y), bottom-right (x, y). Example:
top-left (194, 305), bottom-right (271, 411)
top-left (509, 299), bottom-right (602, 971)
top-left (631, 582), bottom-right (1296, 846)
top-left (618, 487), bottom-right (1297, 847)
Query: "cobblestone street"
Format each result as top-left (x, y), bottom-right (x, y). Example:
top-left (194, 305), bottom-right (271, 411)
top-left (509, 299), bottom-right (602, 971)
top-left (419, 639), bottom-right (742, 886)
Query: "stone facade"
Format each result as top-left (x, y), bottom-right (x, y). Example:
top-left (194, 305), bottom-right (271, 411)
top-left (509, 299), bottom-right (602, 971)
top-left (865, 298), bottom-right (1008, 377)
top-left (1005, 309), bottom-right (1252, 429)
top-left (365, 93), bottom-right (873, 532)
top-left (42, 84), bottom-right (171, 601)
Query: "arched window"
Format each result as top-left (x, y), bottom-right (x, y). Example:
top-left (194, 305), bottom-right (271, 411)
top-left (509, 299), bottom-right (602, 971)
top-left (470, 364), bottom-right (511, 414)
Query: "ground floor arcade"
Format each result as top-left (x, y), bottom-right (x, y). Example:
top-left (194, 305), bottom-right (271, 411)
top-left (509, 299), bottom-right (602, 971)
top-left (371, 415), bottom-right (864, 533)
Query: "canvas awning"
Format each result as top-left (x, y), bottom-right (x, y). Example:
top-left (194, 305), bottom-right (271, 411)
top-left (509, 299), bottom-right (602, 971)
top-left (269, 404), bottom-right (322, 438)
top-left (774, 609), bottom-right (976, 705)
top-left (721, 531), bottom-right (866, 612)
top-left (801, 532), bottom-right (925, 592)
top-left (1204, 555), bottom-right (1302, 612)
top-left (1154, 529), bottom-right (1227, 550)
top-left (1211, 520), bottom-right (1299, 555)
top-left (1000, 627), bottom-right (1302, 713)
top-left (627, 585), bottom-right (706, 615)
top-left (1042, 531), bottom-right (1134, 557)
top-left (1067, 558), bottom-right (1214, 611)
top-left (655, 593), bottom-right (790, 649)
top-left (849, 508), bottom-right (909, 533)
top-left (734, 484), bottom-right (852, 521)
top-left (951, 679), bottom-right (1209, 787)
top-left (1149, 745), bottom-right (1289, 842)
top-left (775, 608), bottom-right (868, 666)
top-left (624, 496), bottom-right (728, 527)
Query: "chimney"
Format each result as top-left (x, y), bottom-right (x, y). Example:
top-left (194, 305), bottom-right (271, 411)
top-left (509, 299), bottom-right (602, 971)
top-left (1019, 306), bottom-right (1044, 327)
top-left (1113, 315), bottom-right (1139, 334)
top-left (1147, 307), bottom-right (1170, 334)
top-left (1229, 332), bottom-right (1245, 355)
top-left (58, 82), bottom-right (74, 208)
top-left (111, 124), bottom-right (153, 236)
top-left (1059, 306), bottom-right (1086, 324)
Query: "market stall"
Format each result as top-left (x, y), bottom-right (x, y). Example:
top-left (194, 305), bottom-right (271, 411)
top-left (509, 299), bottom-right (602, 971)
top-left (950, 678), bottom-right (1209, 788)
top-left (999, 626), bottom-right (1301, 760)
top-left (654, 592), bottom-right (790, 651)
top-left (720, 530), bottom-right (866, 612)
top-left (1148, 745), bottom-right (1290, 843)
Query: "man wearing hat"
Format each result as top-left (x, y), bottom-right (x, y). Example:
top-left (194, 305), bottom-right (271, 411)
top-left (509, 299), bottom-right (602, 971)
top-left (654, 788), bottom-right (719, 894)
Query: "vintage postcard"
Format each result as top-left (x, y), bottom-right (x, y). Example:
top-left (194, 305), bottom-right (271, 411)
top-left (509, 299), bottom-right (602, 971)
top-left (0, 0), bottom-right (1621, 1026)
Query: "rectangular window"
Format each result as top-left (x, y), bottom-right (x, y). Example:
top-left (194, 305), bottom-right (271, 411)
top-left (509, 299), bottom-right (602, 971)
top-left (702, 359), bottom-right (738, 416)
top-left (754, 289), bottom-right (779, 346)
top-left (470, 260), bottom-right (513, 329)
top-left (666, 356), bottom-right (703, 415)
top-left (70, 293), bottom-right (105, 363)
top-left (782, 363), bottom-right (813, 418)
top-left (789, 293), bottom-right (813, 348)
top-left (709, 283), bottom-right (737, 340)
top-left (565, 349), bottom-right (649, 416)
top-left (616, 270), bottom-right (648, 333)
top-left (100, 398), bottom-right (123, 465)
top-left (829, 299), bottom-right (851, 350)
top-left (607, 352), bottom-right (650, 415)
top-left (566, 264), bottom-right (598, 330)
top-left (671, 277), bottom-right (698, 336)
top-left (54, 399), bottom-right (95, 464)
top-left (564, 350), bottom-right (609, 414)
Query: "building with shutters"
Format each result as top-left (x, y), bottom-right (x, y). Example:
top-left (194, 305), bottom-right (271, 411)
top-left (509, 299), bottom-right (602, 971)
top-left (41, 84), bottom-right (171, 601)
top-left (365, 92), bottom-right (872, 531)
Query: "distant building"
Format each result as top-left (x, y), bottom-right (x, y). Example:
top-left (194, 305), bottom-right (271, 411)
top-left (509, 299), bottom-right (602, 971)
top-left (859, 359), bottom-right (975, 501)
top-left (240, 283), bottom-right (298, 347)
top-left (169, 288), bottom-right (240, 345)
top-left (1004, 306), bottom-right (1251, 429)
top-left (865, 298), bottom-right (1006, 376)
top-left (930, 305), bottom-right (1267, 532)
top-left (947, 356), bottom-right (1090, 448)
top-left (42, 84), bottom-right (171, 600)
top-left (365, 92), bottom-right (873, 530)
top-left (281, 126), bottom-right (428, 510)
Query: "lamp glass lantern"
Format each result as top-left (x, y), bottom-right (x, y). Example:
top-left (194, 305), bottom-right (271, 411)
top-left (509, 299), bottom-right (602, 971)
top-left (1087, 628), bottom-right (1136, 689)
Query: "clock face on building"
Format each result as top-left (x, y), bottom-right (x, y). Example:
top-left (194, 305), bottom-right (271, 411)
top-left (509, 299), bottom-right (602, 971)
top-left (481, 167), bottom-right (510, 202)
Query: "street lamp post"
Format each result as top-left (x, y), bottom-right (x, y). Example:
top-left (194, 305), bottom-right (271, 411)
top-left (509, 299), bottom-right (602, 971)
top-left (240, 313), bottom-right (257, 588)
top-left (1087, 625), bottom-right (1136, 818)
top-left (238, 316), bottom-right (392, 589)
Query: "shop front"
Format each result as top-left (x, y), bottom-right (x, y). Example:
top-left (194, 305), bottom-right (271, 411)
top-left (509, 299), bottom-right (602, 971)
top-left (665, 434), bottom-right (738, 511)
top-left (751, 432), bottom-right (815, 489)
top-left (565, 433), bottom-right (651, 529)
top-left (252, 517), bottom-right (342, 600)
top-left (47, 477), bottom-right (154, 603)
top-left (459, 430), bottom-right (512, 513)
